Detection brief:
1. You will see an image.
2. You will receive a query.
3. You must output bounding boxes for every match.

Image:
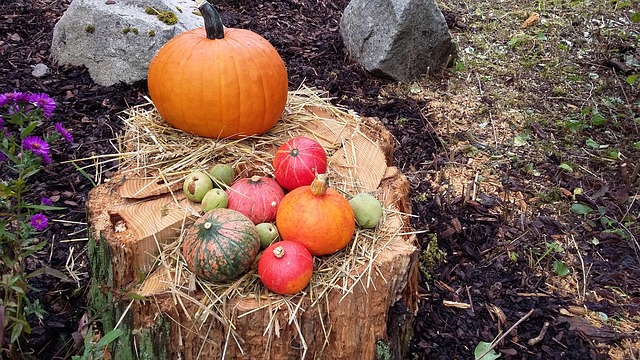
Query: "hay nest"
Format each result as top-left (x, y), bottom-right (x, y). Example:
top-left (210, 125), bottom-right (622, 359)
top-left (108, 85), bottom-right (413, 357)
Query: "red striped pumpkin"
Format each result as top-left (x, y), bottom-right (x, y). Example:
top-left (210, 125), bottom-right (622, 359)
top-left (226, 176), bottom-right (285, 224)
top-left (273, 136), bottom-right (327, 191)
top-left (182, 208), bottom-right (260, 282)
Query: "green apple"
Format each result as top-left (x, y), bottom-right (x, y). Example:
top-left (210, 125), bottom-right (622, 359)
top-left (183, 171), bottom-right (214, 202)
top-left (256, 223), bottom-right (279, 249)
top-left (349, 193), bottom-right (383, 229)
top-left (209, 164), bottom-right (235, 188)
top-left (201, 188), bottom-right (228, 211)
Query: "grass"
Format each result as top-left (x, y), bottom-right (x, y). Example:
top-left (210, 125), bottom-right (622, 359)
top-left (394, 0), bottom-right (639, 357)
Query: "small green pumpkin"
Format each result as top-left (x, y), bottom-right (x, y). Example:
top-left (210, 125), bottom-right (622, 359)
top-left (182, 208), bottom-right (260, 282)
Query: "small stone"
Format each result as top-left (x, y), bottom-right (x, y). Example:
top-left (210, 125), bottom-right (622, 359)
top-left (31, 63), bottom-right (49, 77)
top-left (10, 33), bottom-right (21, 42)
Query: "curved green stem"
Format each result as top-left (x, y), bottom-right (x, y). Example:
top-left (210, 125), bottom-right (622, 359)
top-left (199, 2), bottom-right (224, 40)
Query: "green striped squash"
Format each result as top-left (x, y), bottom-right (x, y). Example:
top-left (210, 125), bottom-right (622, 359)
top-left (182, 208), bottom-right (260, 282)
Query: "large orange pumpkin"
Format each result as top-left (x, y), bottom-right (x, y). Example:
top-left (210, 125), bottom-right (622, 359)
top-left (276, 173), bottom-right (355, 256)
top-left (147, 2), bottom-right (288, 139)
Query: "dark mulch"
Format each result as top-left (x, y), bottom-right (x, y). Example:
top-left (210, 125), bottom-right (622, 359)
top-left (1, 0), bottom-right (636, 359)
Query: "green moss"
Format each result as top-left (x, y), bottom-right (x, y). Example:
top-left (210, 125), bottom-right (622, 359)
top-left (144, 6), bottom-right (179, 25)
top-left (132, 27), bottom-right (139, 35)
top-left (418, 233), bottom-right (446, 281)
top-left (538, 187), bottom-right (565, 203)
top-left (135, 316), bottom-right (170, 360)
top-left (175, 6), bottom-right (182, 13)
top-left (376, 340), bottom-right (392, 360)
top-left (148, 30), bottom-right (156, 37)
top-left (122, 26), bottom-right (131, 34)
top-left (85, 24), bottom-right (95, 33)
top-left (157, 11), bottom-right (178, 25)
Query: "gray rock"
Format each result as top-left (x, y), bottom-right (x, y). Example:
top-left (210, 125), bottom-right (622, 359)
top-left (51, 0), bottom-right (204, 86)
top-left (340, 0), bottom-right (456, 82)
top-left (32, 63), bottom-right (50, 77)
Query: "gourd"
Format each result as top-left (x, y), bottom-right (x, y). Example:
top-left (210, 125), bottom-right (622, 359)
top-left (181, 208), bottom-right (260, 282)
top-left (258, 241), bottom-right (313, 295)
top-left (147, 2), bottom-right (288, 139)
top-left (273, 136), bottom-right (327, 191)
top-left (276, 173), bottom-right (355, 255)
top-left (226, 176), bottom-right (285, 224)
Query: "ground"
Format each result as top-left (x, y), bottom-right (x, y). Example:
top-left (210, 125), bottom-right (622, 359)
top-left (1, 0), bottom-right (639, 359)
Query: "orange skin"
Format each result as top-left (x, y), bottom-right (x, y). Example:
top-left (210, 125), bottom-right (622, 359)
top-left (147, 6), bottom-right (288, 140)
top-left (276, 178), bottom-right (355, 256)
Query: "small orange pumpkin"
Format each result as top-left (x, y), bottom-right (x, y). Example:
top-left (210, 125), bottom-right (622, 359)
top-left (147, 2), bottom-right (288, 139)
top-left (276, 173), bottom-right (355, 256)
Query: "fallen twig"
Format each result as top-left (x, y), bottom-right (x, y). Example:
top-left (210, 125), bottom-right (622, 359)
top-left (527, 321), bottom-right (549, 346)
top-left (476, 308), bottom-right (535, 360)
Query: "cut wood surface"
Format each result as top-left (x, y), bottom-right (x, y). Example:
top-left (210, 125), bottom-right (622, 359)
top-left (87, 99), bottom-right (418, 360)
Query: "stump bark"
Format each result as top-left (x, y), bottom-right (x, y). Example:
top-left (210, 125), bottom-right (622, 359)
top-left (87, 105), bottom-right (418, 360)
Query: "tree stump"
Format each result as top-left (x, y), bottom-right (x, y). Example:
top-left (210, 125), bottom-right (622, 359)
top-left (87, 99), bottom-right (418, 360)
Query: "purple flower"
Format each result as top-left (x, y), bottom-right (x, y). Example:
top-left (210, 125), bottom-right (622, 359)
top-left (41, 197), bottom-right (53, 206)
top-left (22, 136), bottom-right (51, 164)
top-left (0, 93), bottom-right (8, 107)
top-left (5, 91), bottom-right (28, 105)
top-left (0, 152), bottom-right (6, 162)
top-left (55, 122), bottom-right (73, 142)
top-left (30, 213), bottom-right (49, 231)
top-left (28, 93), bottom-right (56, 118)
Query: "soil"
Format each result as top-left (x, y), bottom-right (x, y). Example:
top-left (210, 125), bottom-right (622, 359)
top-left (1, 0), bottom-right (638, 359)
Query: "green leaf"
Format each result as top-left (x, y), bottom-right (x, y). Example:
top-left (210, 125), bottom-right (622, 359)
top-left (20, 121), bottom-right (39, 139)
top-left (626, 74), bottom-right (639, 85)
top-left (634, 141), bottom-right (640, 150)
top-left (126, 292), bottom-right (150, 302)
top-left (571, 203), bottom-right (594, 215)
top-left (591, 112), bottom-right (607, 126)
top-left (546, 241), bottom-right (564, 253)
top-left (559, 163), bottom-right (573, 172)
top-left (553, 260), bottom-right (570, 276)
top-left (27, 266), bottom-right (72, 282)
top-left (604, 228), bottom-right (630, 240)
top-left (600, 216), bottom-right (616, 228)
top-left (585, 138), bottom-right (600, 149)
top-left (513, 134), bottom-right (528, 147)
top-left (564, 118), bottom-right (584, 133)
top-left (474, 341), bottom-right (501, 360)
top-left (95, 328), bottom-right (124, 349)
top-left (10, 322), bottom-right (24, 343)
top-left (605, 150), bottom-right (620, 159)
top-left (24, 204), bottom-right (66, 211)
top-left (71, 162), bottom-right (97, 188)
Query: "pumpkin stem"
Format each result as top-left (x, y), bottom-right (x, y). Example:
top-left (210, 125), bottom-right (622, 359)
top-left (203, 221), bottom-right (213, 230)
top-left (273, 245), bottom-right (285, 258)
top-left (250, 175), bottom-right (262, 183)
top-left (310, 173), bottom-right (329, 196)
top-left (199, 2), bottom-right (224, 40)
